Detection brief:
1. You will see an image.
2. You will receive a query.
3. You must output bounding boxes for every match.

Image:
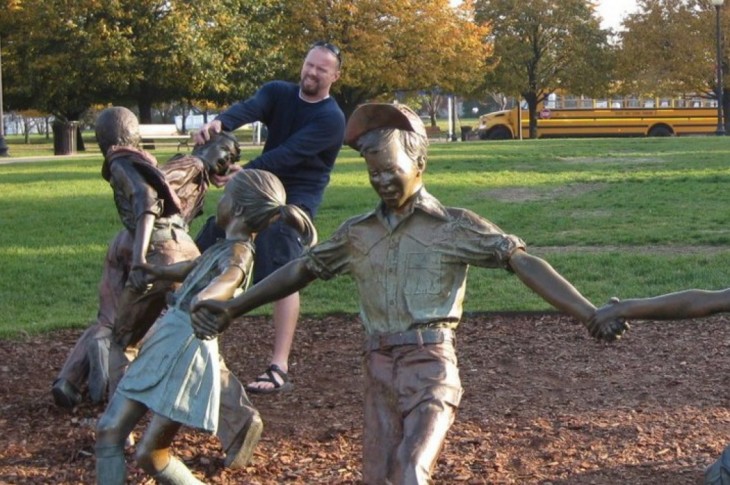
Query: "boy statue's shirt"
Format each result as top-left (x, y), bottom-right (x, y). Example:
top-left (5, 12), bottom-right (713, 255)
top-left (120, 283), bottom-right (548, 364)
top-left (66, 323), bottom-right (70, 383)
top-left (304, 188), bottom-right (525, 335)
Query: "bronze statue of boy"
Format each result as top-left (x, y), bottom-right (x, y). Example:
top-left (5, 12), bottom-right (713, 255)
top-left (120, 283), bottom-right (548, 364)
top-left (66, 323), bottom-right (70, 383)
top-left (191, 103), bottom-right (627, 483)
top-left (53, 107), bottom-right (260, 469)
top-left (53, 108), bottom-right (240, 408)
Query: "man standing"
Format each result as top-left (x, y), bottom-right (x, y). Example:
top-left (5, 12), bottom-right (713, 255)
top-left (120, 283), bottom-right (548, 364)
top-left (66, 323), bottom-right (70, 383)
top-left (195, 41), bottom-right (345, 394)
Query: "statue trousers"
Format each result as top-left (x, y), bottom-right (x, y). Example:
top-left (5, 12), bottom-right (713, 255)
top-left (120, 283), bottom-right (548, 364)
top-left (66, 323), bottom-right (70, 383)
top-left (362, 331), bottom-right (463, 485)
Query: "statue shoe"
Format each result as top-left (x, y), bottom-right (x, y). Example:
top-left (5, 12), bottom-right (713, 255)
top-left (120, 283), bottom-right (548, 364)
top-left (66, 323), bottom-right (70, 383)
top-left (51, 378), bottom-right (82, 409)
top-left (224, 412), bottom-right (263, 469)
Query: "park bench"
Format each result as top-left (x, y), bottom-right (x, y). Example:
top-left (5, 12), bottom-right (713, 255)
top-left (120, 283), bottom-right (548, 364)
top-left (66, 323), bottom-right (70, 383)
top-left (425, 125), bottom-right (443, 139)
top-left (425, 125), bottom-right (455, 141)
top-left (138, 124), bottom-right (192, 151)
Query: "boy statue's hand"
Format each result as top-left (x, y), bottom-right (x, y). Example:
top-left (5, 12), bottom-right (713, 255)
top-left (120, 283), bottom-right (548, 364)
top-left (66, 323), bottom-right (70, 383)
top-left (127, 265), bottom-right (153, 293)
top-left (132, 263), bottom-right (159, 283)
top-left (588, 297), bottom-right (631, 342)
top-left (191, 300), bottom-right (233, 340)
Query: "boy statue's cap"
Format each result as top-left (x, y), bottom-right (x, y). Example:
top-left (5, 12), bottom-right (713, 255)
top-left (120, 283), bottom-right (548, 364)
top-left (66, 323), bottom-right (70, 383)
top-left (344, 103), bottom-right (426, 149)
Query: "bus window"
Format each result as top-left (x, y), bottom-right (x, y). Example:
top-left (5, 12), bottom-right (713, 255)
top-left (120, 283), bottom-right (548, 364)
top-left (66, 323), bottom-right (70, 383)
top-left (545, 93), bottom-right (557, 109)
top-left (562, 95), bottom-right (577, 108)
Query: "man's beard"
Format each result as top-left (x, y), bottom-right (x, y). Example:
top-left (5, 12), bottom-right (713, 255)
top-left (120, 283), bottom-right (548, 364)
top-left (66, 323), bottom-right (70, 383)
top-left (300, 76), bottom-right (320, 96)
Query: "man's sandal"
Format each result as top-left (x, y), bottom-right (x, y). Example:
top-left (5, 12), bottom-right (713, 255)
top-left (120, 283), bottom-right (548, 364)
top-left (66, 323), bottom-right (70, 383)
top-left (245, 364), bottom-right (293, 394)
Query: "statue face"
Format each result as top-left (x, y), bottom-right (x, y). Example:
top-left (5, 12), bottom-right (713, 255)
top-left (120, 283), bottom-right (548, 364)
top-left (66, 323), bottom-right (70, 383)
top-left (194, 137), bottom-right (239, 175)
top-left (364, 139), bottom-right (423, 211)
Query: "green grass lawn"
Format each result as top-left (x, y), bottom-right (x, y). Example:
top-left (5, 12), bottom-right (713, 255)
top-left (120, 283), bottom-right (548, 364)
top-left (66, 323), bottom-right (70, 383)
top-left (3, 135), bottom-right (730, 338)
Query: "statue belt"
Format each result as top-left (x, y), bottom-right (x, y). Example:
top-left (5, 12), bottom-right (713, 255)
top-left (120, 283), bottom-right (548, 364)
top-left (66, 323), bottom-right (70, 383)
top-left (364, 328), bottom-right (455, 352)
top-left (151, 214), bottom-right (189, 242)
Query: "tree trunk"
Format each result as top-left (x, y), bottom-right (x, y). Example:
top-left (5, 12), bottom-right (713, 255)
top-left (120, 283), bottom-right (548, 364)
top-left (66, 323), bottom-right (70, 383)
top-left (76, 125), bottom-right (86, 152)
top-left (523, 92), bottom-right (539, 139)
top-left (180, 101), bottom-right (189, 133)
top-left (335, 87), bottom-right (372, 121)
top-left (722, 88), bottom-right (730, 135)
top-left (138, 100), bottom-right (153, 124)
top-left (138, 87), bottom-right (154, 124)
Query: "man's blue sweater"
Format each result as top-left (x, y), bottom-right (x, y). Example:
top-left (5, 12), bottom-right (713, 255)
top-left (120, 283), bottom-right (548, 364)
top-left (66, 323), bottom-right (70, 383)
top-left (216, 81), bottom-right (345, 218)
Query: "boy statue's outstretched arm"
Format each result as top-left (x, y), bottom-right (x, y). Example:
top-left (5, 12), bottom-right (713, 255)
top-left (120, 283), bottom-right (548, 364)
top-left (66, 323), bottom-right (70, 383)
top-left (127, 213), bottom-right (156, 292)
top-left (191, 258), bottom-right (317, 339)
top-left (508, 250), bottom-right (628, 341)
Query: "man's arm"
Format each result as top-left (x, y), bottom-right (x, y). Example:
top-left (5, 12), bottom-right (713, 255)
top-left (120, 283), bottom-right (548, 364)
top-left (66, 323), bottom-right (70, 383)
top-left (191, 257), bottom-right (317, 339)
top-left (195, 83), bottom-right (273, 144)
top-left (246, 114), bottom-right (343, 173)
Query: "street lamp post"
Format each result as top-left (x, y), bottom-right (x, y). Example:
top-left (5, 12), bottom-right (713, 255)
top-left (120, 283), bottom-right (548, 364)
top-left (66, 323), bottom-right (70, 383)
top-left (712, 0), bottom-right (726, 135)
top-left (0, 36), bottom-right (8, 156)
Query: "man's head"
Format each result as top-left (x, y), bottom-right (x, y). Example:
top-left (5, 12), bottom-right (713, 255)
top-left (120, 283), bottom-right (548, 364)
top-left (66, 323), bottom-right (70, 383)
top-left (95, 107), bottom-right (140, 156)
top-left (299, 41), bottom-right (341, 102)
top-left (192, 131), bottom-right (241, 176)
top-left (345, 103), bottom-right (429, 211)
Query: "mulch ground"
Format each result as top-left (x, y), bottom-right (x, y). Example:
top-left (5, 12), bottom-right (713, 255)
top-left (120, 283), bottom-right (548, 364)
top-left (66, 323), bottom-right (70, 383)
top-left (2, 312), bottom-right (728, 484)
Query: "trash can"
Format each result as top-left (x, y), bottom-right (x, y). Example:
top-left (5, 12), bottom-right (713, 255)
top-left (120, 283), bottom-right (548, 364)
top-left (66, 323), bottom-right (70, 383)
top-left (460, 126), bottom-right (472, 141)
top-left (0, 136), bottom-right (8, 157)
top-left (52, 121), bottom-right (78, 155)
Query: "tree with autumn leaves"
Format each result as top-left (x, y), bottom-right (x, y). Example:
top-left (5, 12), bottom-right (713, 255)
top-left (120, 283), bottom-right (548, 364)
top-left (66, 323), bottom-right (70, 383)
top-left (616, 0), bottom-right (729, 131)
top-left (0, 0), bottom-right (490, 128)
top-left (1, 0), bottom-right (727, 141)
top-left (0, 1), bottom-right (279, 122)
top-left (473, 0), bottom-right (730, 138)
top-left (474, 0), bottom-right (615, 139)
top-left (273, 0), bottom-right (492, 119)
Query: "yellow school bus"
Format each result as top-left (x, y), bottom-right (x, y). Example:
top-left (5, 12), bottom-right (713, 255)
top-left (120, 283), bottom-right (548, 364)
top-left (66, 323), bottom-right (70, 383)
top-left (476, 94), bottom-right (720, 140)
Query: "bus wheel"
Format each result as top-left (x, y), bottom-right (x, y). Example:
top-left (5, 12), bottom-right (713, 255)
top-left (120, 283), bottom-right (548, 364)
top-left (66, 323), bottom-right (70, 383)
top-left (648, 125), bottom-right (673, 137)
top-left (488, 126), bottom-right (512, 140)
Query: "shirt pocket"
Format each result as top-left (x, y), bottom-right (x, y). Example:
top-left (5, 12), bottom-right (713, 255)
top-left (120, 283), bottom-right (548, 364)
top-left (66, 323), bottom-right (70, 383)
top-left (403, 252), bottom-right (442, 295)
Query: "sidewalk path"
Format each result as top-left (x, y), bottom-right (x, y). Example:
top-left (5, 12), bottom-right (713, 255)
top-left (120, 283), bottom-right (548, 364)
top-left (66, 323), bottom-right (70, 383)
top-left (0, 152), bottom-right (100, 165)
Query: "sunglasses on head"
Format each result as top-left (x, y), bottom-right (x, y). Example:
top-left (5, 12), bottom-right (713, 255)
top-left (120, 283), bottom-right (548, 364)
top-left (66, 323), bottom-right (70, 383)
top-left (311, 40), bottom-right (342, 65)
